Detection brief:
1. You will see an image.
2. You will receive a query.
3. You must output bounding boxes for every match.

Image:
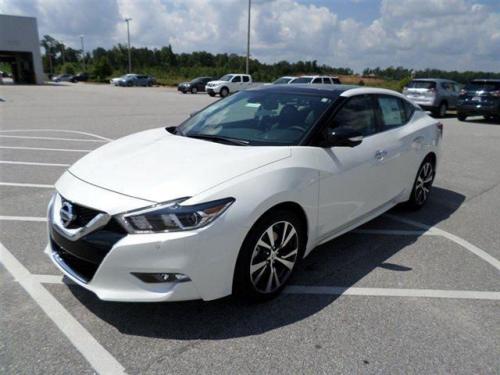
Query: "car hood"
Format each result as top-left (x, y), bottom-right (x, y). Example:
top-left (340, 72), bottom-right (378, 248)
top-left (69, 128), bottom-right (291, 202)
top-left (207, 80), bottom-right (227, 86)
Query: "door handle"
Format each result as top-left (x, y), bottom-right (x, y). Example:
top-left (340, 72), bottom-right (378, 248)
top-left (375, 150), bottom-right (387, 161)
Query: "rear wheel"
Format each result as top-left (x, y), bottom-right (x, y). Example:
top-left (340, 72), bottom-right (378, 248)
top-left (191, 87), bottom-right (198, 94)
top-left (233, 210), bottom-right (305, 302)
top-left (405, 158), bottom-right (435, 210)
top-left (434, 102), bottom-right (447, 118)
top-left (220, 87), bottom-right (229, 98)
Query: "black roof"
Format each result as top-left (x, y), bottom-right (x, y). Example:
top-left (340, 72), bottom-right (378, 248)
top-left (248, 83), bottom-right (358, 98)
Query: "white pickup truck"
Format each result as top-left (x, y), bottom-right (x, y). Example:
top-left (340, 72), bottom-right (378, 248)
top-left (205, 74), bottom-right (255, 97)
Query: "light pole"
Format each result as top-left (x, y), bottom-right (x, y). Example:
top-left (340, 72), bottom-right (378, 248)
top-left (80, 35), bottom-right (85, 71)
top-left (125, 18), bottom-right (132, 73)
top-left (246, 0), bottom-right (251, 74)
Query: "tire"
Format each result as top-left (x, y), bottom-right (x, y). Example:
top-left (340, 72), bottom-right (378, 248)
top-left (405, 157), bottom-right (435, 210)
top-left (208, 92), bottom-right (215, 97)
top-left (484, 115), bottom-right (493, 121)
top-left (182, 90), bottom-right (187, 94)
top-left (233, 209), bottom-right (306, 302)
top-left (434, 102), bottom-right (447, 118)
top-left (457, 113), bottom-right (467, 121)
top-left (220, 87), bottom-right (229, 98)
top-left (191, 87), bottom-right (198, 94)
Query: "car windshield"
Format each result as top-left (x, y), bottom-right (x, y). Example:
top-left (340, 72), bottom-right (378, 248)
top-left (464, 82), bottom-right (500, 91)
top-left (292, 77), bottom-right (313, 84)
top-left (408, 81), bottom-right (436, 89)
top-left (219, 74), bottom-right (233, 81)
top-left (177, 91), bottom-right (335, 146)
top-left (273, 77), bottom-right (293, 84)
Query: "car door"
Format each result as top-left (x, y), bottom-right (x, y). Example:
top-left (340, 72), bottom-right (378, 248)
top-left (231, 75), bottom-right (242, 91)
top-left (242, 75), bottom-right (251, 89)
top-left (316, 94), bottom-right (393, 239)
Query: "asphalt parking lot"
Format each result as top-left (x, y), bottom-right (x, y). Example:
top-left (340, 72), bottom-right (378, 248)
top-left (1, 83), bottom-right (499, 374)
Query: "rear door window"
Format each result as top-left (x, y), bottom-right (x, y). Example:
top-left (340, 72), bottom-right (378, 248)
top-left (312, 78), bottom-right (322, 84)
top-left (376, 96), bottom-right (408, 130)
top-left (242, 76), bottom-right (250, 82)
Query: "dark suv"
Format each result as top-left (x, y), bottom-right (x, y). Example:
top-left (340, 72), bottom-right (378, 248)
top-left (457, 79), bottom-right (500, 121)
top-left (177, 77), bottom-right (214, 94)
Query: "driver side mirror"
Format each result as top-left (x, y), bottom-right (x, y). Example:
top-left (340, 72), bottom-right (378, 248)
top-left (324, 127), bottom-right (363, 147)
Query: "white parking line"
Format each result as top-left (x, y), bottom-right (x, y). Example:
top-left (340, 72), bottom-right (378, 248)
top-left (0, 160), bottom-right (70, 167)
top-left (0, 129), bottom-right (113, 142)
top-left (0, 182), bottom-right (54, 189)
top-left (386, 214), bottom-right (500, 271)
top-left (0, 242), bottom-right (126, 374)
top-left (353, 229), bottom-right (438, 236)
top-left (284, 285), bottom-right (500, 300)
top-left (32, 274), bottom-right (67, 284)
top-left (0, 146), bottom-right (91, 152)
top-left (0, 215), bottom-right (47, 222)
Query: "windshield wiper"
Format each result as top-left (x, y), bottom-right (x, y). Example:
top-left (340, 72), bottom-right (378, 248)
top-left (187, 134), bottom-right (250, 146)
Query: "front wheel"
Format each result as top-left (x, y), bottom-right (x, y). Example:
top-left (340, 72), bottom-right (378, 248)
top-left (233, 210), bottom-right (305, 302)
top-left (208, 92), bottom-right (215, 97)
top-left (405, 158), bottom-right (435, 210)
top-left (457, 113), bottom-right (467, 121)
top-left (220, 87), bottom-right (229, 98)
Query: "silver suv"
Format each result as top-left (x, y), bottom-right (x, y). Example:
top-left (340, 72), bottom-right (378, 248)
top-left (403, 78), bottom-right (460, 117)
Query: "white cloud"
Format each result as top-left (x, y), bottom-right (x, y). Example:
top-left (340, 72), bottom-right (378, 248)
top-left (0, 0), bottom-right (498, 72)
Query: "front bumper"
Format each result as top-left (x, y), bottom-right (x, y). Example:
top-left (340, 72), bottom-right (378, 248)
top-left (46, 175), bottom-right (246, 302)
top-left (206, 88), bottom-right (218, 95)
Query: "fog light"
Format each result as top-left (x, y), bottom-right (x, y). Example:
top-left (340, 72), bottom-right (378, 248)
top-left (132, 272), bottom-right (191, 283)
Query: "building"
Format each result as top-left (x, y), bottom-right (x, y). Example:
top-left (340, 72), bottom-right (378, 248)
top-left (0, 14), bottom-right (44, 84)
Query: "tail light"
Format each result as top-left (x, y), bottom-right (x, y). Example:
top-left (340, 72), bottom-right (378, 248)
top-left (437, 122), bottom-right (443, 137)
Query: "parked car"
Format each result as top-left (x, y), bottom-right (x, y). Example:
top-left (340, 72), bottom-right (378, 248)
top-left (272, 76), bottom-right (296, 84)
top-left (47, 84), bottom-right (441, 303)
top-left (206, 74), bottom-right (254, 97)
top-left (177, 77), bottom-right (214, 94)
top-left (70, 72), bottom-right (89, 83)
top-left (52, 74), bottom-right (74, 82)
top-left (402, 78), bottom-right (460, 118)
top-left (292, 75), bottom-right (341, 84)
top-left (456, 79), bottom-right (500, 121)
top-left (110, 74), bottom-right (155, 87)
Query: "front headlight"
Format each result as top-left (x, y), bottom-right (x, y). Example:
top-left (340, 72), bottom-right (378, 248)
top-left (116, 197), bottom-right (235, 233)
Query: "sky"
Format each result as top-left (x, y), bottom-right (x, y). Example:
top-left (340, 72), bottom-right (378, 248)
top-left (1, 0), bottom-right (499, 72)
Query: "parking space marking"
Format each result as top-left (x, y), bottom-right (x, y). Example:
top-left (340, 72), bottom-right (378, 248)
top-left (0, 146), bottom-right (91, 152)
top-left (387, 214), bottom-right (500, 271)
top-left (0, 160), bottom-right (70, 167)
top-left (0, 129), bottom-right (113, 142)
top-left (285, 286), bottom-right (500, 300)
top-left (353, 229), bottom-right (438, 236)
top-left (0, 182), bottom-right (54, 188)
top-left (0, 135), bottom-right (107, 143)
top-left (0, 215), bottom-right (47, 222)
top-left (0, 242), bottom-right (126, 374)
top-left (32, 274), bottom-right (67, 284)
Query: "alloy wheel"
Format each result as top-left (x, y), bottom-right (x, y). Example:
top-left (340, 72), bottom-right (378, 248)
top-left (249, 221), bottom-right (299, 294)
top-left (415, 161), bottom-right (434, 205)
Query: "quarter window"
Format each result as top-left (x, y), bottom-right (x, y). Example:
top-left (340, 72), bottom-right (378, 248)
top-left (332, 95), bottom-right (377, 136)
top-left (377, 96), bottom-right (407, 129)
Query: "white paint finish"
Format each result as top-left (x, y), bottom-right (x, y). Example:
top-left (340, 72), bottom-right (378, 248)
top-left (0, 215), bottom-right (47, 222)
top-left (0, 160), bottom-right (70, 167)
top-left (284, 285), bottom-right (500, 300)
top-left (0, 135), bottom-right (107, 143)
top-left (0, 129), bottom-right (113, 142)
top-left (0, 146), bottom-right (91, 153)
top-left (0, 182), bottom-right (54, 189)
top-left (0, 242), bottom-right (126, 374)
top-left (387, 214), bottom-right (500, 271)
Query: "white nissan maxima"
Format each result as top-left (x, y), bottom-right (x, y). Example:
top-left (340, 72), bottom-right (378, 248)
top-left (47, 85), bottom-right (442, 302)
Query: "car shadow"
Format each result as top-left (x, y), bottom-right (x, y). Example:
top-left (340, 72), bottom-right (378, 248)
top-left (460, 117), bottom-right (500, 125)
top-left (67, 186), bottom-right (465, 340)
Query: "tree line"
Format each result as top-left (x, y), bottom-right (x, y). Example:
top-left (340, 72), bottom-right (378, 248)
top-left (40, 34), bottom-right (500, 86)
